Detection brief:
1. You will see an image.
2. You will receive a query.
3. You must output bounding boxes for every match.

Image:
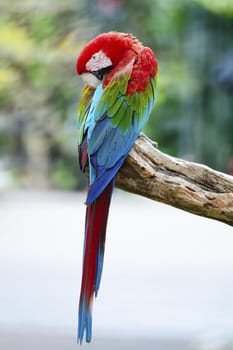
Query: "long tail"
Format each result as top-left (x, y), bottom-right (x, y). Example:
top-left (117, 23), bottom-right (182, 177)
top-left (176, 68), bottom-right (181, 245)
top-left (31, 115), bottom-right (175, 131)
top-left (78, 180), bottom-right (114, 343)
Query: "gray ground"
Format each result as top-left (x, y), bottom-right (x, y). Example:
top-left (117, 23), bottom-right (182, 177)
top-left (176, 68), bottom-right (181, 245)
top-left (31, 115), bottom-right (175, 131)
top-left (0, 331), bottom-right (189, 350)
top-left (1, 190), bottom-right (233, 349)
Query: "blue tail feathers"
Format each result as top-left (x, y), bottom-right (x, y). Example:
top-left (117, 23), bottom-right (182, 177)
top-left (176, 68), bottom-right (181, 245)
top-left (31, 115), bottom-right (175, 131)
top-left (78, 298), bottom-right (92, 343)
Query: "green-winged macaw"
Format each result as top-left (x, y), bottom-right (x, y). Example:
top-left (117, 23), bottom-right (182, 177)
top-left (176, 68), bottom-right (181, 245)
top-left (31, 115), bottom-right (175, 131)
top-left (76, 31), bottom-right (158, 343)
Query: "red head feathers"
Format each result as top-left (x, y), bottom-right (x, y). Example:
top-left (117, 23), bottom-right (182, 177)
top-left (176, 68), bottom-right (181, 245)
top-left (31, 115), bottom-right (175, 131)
top-left (76, 32), bottom-right (141, 75)
top-left (76, 31), bottom-right (158, 93)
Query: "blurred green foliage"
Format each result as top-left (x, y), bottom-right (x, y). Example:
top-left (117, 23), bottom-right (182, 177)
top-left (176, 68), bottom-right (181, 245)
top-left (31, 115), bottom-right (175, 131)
top-left (0, 0), bottom-right (233, 189)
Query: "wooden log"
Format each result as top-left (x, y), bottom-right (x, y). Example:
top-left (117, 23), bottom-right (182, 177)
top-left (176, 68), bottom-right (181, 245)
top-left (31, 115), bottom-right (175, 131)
top-left (116, 134), bottom-right (233, 227)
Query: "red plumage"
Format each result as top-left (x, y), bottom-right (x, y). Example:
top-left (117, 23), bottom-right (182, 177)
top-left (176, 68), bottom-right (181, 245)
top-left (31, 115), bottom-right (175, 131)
top-left (76, 32), bottom-right (158, 95)
top-left (78, 180), bottom-right (113, 343)
top-left (76, 32), bottom-right (138, 75)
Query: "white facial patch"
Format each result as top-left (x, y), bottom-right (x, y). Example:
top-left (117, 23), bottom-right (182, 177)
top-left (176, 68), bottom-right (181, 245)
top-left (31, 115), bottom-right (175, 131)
top-left (86, 50), bottom-right (112, 72)
top-left (81, 72), bottom-right (101, 88)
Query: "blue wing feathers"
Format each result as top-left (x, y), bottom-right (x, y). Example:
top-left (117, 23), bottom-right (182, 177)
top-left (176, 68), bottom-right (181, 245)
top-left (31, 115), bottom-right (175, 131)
top-left (84, 77), bottom-right (158, 206)
top-left (86, 157), bottom-right (123, 205)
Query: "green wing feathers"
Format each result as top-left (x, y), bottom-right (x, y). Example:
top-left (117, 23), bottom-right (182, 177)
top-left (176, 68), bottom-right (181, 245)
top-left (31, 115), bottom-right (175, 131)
top-left (95, 73), bottom-right (158, 133)
top-left (77, 85), bottom-right (95, 143)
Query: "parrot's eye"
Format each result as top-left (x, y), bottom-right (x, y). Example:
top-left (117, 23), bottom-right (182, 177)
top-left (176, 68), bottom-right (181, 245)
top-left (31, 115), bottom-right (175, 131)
top-left (91, 53), bottom-right (99, 61)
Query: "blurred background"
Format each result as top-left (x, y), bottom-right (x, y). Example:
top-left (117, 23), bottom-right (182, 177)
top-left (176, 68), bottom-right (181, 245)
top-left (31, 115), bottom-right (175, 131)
top-left (1, 0), bottom-right (233, 349)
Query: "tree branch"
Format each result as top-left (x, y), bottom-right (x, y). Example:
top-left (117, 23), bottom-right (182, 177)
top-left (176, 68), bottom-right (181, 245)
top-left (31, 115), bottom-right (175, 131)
top-left (116, 134), bottom-right (233, 226)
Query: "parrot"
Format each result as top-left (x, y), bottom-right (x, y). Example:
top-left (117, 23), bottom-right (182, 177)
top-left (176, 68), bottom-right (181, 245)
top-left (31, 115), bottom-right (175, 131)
top-left (76, 31), bottom-right (158, 343)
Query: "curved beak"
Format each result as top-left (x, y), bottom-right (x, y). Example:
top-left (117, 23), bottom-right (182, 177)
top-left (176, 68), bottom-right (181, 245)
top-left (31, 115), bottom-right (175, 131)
top-left (91, 65), bottom-right (113, 81)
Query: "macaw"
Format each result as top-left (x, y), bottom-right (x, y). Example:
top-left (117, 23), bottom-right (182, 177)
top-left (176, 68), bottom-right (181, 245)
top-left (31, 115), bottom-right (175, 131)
top-left (76, 31), bottom-right (158, 343)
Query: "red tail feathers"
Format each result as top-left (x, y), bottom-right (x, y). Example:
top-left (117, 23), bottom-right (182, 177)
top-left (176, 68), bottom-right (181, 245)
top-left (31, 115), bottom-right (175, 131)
top-left (78, 180), bottom-right (113, 343)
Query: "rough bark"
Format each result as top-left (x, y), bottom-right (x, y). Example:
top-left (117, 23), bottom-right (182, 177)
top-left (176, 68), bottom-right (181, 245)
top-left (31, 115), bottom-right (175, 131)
top-left (116, 134), bottom-right (233, 227)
